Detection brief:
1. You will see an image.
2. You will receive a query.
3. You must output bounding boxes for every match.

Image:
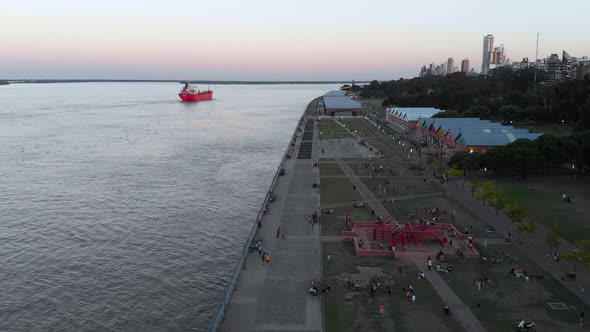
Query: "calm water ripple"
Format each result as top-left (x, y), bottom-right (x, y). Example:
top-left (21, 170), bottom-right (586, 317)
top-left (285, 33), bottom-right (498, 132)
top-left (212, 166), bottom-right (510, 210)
top-left (0, 83), bottom-right (335, 331)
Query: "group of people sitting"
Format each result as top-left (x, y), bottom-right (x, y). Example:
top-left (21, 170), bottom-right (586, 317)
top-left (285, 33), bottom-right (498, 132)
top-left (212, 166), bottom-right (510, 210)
top-left (402, 285), bottom-right (417, 302)
top-left (562, 193), bottom-right (575, 203)
top-left (308, 280), bottom-right (331, 296)
top-left (352, 200), bottom-right (365, 208)
top-left (436, 264), bottom-right (453, 273)
top-left (474, 276), bottom-right (492, 290)
top-left (509, 267), bottom-right (531, 281)
top-left (368, 274), bottom-right (392, 296)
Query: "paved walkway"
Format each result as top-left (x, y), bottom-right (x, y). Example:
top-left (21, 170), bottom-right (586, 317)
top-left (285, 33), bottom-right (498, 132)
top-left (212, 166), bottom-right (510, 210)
top-left (220, 113), bottom-right (322, 331)
top-left (334, 159), bottom-right (389, 217)
top-left (413, 259), bottom-right (486, 332)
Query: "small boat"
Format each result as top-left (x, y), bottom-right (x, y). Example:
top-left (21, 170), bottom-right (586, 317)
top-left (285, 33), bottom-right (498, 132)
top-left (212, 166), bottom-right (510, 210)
top-left (178, 82), bottom-right (213, 102)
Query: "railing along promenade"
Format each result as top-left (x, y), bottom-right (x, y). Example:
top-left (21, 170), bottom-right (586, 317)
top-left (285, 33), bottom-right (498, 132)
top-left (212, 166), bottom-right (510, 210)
top-left (206, 115), bottom-right (304, 332)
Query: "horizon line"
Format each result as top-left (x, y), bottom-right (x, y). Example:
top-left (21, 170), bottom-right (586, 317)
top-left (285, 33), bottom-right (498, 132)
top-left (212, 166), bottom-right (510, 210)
top-left (2, 79), bottom-right (371, 85)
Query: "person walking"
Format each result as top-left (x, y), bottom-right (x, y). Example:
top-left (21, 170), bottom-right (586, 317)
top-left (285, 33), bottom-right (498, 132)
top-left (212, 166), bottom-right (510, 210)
top-left (261, 252), bottom-right (266, 265)
top-left (580, 311), bottom-right (585, 326)
top-left (379, 303), bottom-right (384, 315)
top-left (427, 256), bottom-right (433, 271)
top-left (265, 253), bottom-right (270, 265)
top-left (276, 227), bottom-right (280, 238)
top-left (581, 287), bottom-right (585, 296)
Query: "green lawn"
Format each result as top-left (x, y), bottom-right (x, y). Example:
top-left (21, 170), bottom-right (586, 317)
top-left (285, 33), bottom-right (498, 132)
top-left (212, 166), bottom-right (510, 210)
top-left (320, 206), bottom-right (374, 236)
top-left (338, 119), bottom-right (376, 138)
top-left (323, 241), bottom-right (464, 332)
top-left (320, 177), bottom-right (364, 205)
top-left (346, 161), bottom-right (420, 177)
top-left (441, 245), bottom-right (588, 331)
top-left (497, 178), bottom-right (590, 243)
top-left (360, 176), bottom-right (442, 199)
top-left (319, 163), bottom-right (346, 176)
top-left (318, 118), bottom-right (347, 132)
top-left (320, 131), bottom-right (354, 140)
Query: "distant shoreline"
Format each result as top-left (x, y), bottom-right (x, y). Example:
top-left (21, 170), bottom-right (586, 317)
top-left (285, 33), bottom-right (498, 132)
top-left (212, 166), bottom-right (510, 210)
top-left (1, 79), bottom-right (368, 85)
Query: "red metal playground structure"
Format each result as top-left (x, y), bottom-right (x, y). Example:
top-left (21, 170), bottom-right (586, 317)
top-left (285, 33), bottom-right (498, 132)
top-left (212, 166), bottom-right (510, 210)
top-left (341, 215), bottom-right (480, 258)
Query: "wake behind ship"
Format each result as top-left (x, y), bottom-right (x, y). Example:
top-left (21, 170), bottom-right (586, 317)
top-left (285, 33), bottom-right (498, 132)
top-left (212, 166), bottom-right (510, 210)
top-left (178, 82), bottom-right (213, 102)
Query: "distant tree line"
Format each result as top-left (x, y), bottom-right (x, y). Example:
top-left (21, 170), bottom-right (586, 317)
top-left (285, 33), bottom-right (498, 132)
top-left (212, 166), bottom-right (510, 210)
top-left (448, 132), bottom-right (590, 176)
top-left (361, 67), bottom-right (590, 130)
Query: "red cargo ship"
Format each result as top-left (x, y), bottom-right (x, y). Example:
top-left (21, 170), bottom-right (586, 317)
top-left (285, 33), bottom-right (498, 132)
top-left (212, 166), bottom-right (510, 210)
top-left (178, 82), bottom-right (213, 102)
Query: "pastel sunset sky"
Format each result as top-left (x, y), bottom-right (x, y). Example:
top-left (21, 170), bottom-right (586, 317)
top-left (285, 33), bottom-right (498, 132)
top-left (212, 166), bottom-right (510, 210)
top-left (2, 0), bottom-right (589, 80)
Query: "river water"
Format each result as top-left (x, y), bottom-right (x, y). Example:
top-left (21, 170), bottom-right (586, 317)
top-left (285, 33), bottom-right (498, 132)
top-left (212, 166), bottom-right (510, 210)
top-left (0, 83), bottom-right (335, 331)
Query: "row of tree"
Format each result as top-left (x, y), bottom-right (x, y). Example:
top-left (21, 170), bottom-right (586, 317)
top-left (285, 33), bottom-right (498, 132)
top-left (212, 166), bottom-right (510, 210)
top-left (469, 178), bottom-right (590, 272)
top-left (361, 67), bottom-right (590, 130)
top-left (448, 132), bottom-right (590, 176)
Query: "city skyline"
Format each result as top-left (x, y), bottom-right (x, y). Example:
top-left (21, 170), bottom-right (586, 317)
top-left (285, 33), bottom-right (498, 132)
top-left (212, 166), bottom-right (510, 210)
top-left (2, 0), bottom-right (590, 81)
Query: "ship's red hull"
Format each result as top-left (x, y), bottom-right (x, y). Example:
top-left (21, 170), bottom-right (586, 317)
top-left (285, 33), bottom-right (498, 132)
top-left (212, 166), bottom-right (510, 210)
top-left (179, 91), bottom-right (213, 102)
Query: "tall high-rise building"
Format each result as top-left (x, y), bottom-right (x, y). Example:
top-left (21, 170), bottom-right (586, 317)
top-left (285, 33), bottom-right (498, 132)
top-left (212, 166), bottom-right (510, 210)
top-left (482, 34), bottom-right (494, 75)
top-left (447, 58), bottom-right (455, 74)
top-left (461, 58), bottom-right (470, 72)
top-left (491, 45), bottom-right (505, 65)
top-left (419, 64), bottom-right (428, 77)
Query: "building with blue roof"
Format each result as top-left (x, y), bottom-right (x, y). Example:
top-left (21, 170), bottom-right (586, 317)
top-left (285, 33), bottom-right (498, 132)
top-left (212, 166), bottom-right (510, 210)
top-left (385, 107), bottom-right (442, 131)
top-left (322, 96), bottom-right (361, 116)
top-left (413, 116), bottom-right (541, 153)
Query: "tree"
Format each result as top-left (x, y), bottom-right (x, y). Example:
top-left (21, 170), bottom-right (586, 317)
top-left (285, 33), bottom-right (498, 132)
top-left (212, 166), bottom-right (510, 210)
top-left (498, 105), bottom-right (523, 121)
top-left (488, 190), bottom-right (508, 215)
top-left (545, 223), bottom-right (562, 255)
top-left (563, 240), bottom-right (590, 272)
top-left (441, 167), bottom-right (462, 179)
top-left (449, 151), bottom-right (480, 175)
top-left (517, 217), bottom-right (539, 239)
top-left (506, 198), bottom-right (527, 224)
top-left (479, 146), bottom-right (511, 175)
top-left (475, 180), bottom-right (496, 207)
top-left (509, 139), bottom-right (546, 177)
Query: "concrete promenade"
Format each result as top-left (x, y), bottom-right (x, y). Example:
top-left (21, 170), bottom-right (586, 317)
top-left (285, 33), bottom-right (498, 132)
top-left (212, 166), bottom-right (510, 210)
top-left (220, 108), bottom-right (322, 330)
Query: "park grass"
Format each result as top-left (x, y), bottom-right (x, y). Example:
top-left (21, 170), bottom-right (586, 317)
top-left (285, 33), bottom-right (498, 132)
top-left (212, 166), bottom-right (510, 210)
top-left (318, 118), bottom-right (346, 132)
top-left (346, 161), bottom-right (421, 177)
top-left (440, 245), bottom-right (588, 331)
top-left (338, 119), bottom-right (375, 138)
top-left (320, 131), bottom-right (354, 140)
top-left (320, 206), bottom-right (374, 236)
top-left (322, 241), bottom-right (464, 332)
top-left (319, 162), bottom-right (346, 176)
top-left (497, 178), bottom-right (590, 243)
top-left (381, 195), bottom-right (499, 239)
top-left (360, 176), bottom-right (442, 199)
top-left (320, 177), bottom-right (363, 205)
